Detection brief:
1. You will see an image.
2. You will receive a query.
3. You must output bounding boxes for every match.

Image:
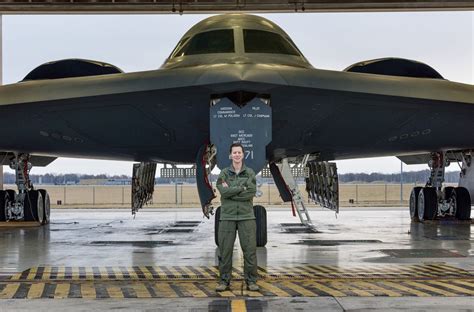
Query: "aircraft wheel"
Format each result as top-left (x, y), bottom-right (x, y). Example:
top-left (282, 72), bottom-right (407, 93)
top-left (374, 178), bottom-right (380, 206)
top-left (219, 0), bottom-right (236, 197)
top-left (417, 187), bottom-right (437, 221)
top-left (214, 206), bottom-right (221, 246)
top-left (24, 190), bottom-right (44, 223)
top-left (409, 187), bottom-right (423, 221)
top-left (444, 186), bottom-right (455, 200)
top-left (38, 189), bottom-right (51, 224)
top-left (253, 205), bottom-right (267, 247)
top-left (6, 189), bottom-right (16, 202)
top-left (0, 190), bottom-right (8, 222)
top-left (454, 187), bottom-right (471, 220)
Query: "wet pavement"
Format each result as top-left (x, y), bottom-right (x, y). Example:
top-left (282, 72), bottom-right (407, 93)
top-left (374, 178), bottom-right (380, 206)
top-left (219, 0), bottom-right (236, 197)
top-left (0, 207), bottom-right (473, 311)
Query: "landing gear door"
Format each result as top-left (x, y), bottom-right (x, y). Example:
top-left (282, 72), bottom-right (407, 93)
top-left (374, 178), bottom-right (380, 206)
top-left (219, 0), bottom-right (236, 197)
top-left (210, 97), bottom-right (272, 174)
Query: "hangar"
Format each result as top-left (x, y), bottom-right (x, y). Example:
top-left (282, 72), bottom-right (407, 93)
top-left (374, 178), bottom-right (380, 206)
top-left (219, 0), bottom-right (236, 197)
top-left (0, 2), bottom-right (472, 310)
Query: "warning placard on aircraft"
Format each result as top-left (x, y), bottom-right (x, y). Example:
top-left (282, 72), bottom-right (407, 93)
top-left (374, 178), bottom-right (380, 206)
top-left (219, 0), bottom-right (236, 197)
top-left (210, 98), bottom-right (272, 173)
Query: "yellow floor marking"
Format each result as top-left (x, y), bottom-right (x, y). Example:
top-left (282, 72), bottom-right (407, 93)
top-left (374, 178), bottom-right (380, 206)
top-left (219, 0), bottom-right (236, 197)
top-left (245, 290), bottom-right (264, 297)
top-left (304, 281), bottom-right (346, 297)
top-left (403, 281), bottom-right (458, 296)
top-left (193, 267), bottom-right (212, 279)
top-left (291, 266), bottom-right (313, 276)
top-left (451, 279), bottom-right (474, 289)
top-left (319, 266), bottom-right (347, 278)
top-left (219, 290), bottom-right (237, 297)
top-left (179, 266), bottom-right (199, 279)
top-left (26, 267), bottom-right (38, 280)
top-left (140, 267), bottom-right (154, 280)
top-left (428, 263), bottom-right (464, 272)
top-left (0, 284), bottom-right (20, 299)
top-left (126, 267), bottom-right (139, 280)
top-left (258, 281), bottom-right (291, 297)
top-left (232, 268), bottom-right (243, 279)
top-left (9, 273), bottom-right (22, 280)
top-left (56, 267), bottom-right (66, 280)
top-left (153, 266), bottom-right (170, 278)
top-left (208, 266), bottom-right (220, 276)
top-left (69, 267), bottom-right (80, 280)
top-left (423, 264), bottom-right (449, 273)
top-left (42, 267), bottom-right (51, 280)
top-left (303, 266), bottom-right (328, 276)
top-left (84, 267), bottom-right (94, 281)
top-left (54, 283), bottom-right (70, 299)
top-left (112, 267), bottom-right (124, 280)
top-left (280, 281), bottom-right (318, 297)
top-left (231, 299), bottom-right (247, 312)
top-left (131, 283), bottom-right (152, 298)
top-left (330, 281), bottom-right (373, 297)
top-left (379, 281), bottom-right (430, 297)
top-left (426, 280), bottom-right (474, 295)
top-left (178, 282), bottom-right (208, 297)
top-left (430, 264), bottom-right (466, 275)
top-left (350, 281), bottom-right (402, 297)
top-left (26, 283), bottom-right (45, 299)
top-left (168, 267), bottom-right (182, 278)
top-left (410, 265), bottom-right (437, 276)
top-left (81, 283), bottom-right (97, 299)
top-left (308, 265), bottom-right (332, 274)
top-left (99, 267), bottom-right (108, 280)
top-left (106, 286), bottom-right (124, 299)
top-left (154, 282), bottom-right (178, 297)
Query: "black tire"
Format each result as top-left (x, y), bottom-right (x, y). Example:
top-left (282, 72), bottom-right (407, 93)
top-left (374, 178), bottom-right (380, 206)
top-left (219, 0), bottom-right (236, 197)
top-left (454, 187), bottom-right (471, 220)
top-left (444, 186), bottom-right (455, 200)
top-left (417, 187), bottom-right (438, 221)
top-left (38, 189), bottom-right (51, 224)
top-left (24, 190), bottom-right (44, 223)
top-left (0, 190), bottom-right (8, 222)
top-left (409, 187), bottom-right (423, 221)
top-left (253, 205), bottom-right (267, 247)
top-left (214, 206), bottom-right (221, 246)
top-left (6, 189), bottom-right (16, 202)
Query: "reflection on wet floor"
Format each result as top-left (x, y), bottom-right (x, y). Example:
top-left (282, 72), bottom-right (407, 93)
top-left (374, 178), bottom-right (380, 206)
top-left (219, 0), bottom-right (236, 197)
top-left (0, 208), bottom-right (472, 271)
top-left (1, 208), bottom-right (474, 304)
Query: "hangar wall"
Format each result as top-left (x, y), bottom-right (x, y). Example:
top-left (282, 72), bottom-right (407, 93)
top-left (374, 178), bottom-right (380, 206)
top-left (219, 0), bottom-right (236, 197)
top-left (0, 15), bottom-right (3, 190)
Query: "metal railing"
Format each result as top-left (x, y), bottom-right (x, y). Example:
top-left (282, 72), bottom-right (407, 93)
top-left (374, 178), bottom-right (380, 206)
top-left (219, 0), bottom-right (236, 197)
top-left (3, 183), bottom-right (457, 207)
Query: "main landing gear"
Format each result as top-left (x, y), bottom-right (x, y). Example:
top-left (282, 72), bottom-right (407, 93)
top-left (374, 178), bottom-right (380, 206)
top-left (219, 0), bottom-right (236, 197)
top-left (409, 151), bottom-right (472, 222)
top-left (0, 154), bottom-right (50, 224)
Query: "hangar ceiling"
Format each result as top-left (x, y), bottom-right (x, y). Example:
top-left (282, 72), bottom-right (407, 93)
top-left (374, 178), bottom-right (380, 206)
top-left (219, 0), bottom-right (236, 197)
top-left (0, 0), bottom-right (473, 14)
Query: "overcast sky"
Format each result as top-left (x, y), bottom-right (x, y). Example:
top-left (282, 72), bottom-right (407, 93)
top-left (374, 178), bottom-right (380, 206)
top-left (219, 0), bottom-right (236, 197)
top-left (2, 12), bottom-right (473, 175)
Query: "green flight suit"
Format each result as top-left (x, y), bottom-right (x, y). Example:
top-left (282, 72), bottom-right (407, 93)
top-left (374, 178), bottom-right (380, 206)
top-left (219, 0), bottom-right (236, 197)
top-left (216, 164), bottom-right (257, 284)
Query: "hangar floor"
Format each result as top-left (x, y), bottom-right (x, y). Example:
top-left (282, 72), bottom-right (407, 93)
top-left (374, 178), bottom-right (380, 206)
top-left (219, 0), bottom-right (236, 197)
top-left (0, 207), bottom-right (473, 311)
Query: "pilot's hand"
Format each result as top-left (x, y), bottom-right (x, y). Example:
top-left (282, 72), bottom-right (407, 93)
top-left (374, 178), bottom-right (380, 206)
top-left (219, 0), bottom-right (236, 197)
top-left (222, 182), bottom-right (229, 188)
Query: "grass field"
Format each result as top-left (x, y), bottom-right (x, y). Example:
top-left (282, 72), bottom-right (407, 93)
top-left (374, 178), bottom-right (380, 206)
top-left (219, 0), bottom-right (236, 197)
top-left (4, 183), bottom-right (453, 208)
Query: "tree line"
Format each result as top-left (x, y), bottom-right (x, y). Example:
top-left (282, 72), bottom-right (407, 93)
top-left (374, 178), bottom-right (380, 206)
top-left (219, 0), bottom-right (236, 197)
top-left (2, 169), bottom-right (461, 185)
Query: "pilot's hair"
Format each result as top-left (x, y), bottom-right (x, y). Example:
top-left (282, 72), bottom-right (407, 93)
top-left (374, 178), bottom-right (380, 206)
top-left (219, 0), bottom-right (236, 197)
top-left (229, 142), bottom-right (245, 154)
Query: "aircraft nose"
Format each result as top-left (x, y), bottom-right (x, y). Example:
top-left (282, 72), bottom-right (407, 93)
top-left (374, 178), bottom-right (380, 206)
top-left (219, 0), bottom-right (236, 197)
top-left (196, 64), bottom-right (288, 86)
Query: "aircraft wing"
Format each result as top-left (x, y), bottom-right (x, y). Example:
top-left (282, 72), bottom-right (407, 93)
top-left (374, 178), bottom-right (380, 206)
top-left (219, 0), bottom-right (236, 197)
top-left (0, 64), bottom-right (473, 164)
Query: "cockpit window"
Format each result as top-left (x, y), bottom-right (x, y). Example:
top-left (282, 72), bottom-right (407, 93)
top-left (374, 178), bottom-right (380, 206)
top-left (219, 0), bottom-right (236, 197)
top-left (169, 37), bottom-right (190, 58)
top-left (243, 29), bottom-right (300, 56)
top-left (172, 29), bottom-right (234, 57)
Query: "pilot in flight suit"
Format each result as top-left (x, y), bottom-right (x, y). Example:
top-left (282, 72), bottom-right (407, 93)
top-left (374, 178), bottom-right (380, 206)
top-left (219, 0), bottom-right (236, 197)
top-left (215, 142), bottom-right (259, 292)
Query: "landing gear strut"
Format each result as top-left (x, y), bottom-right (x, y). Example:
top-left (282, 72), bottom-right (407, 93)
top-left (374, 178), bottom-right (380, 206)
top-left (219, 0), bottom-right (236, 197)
top-left (410, 151), bottom-right (471, 222)
top-left (1, 154), bottom-right (50, 224)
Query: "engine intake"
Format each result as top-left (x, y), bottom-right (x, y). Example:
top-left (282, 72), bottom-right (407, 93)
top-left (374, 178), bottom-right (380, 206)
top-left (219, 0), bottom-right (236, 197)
top-left (344, 57), bottom-right (444, 79)
top-left (22, 58), bottom-right (123, 81)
